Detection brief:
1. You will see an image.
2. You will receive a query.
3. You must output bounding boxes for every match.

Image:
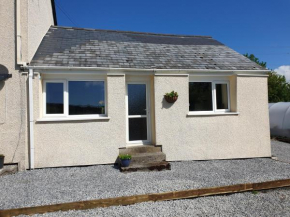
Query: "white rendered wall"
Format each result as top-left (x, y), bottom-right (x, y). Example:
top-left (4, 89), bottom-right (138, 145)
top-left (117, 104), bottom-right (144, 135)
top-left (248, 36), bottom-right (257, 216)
top-left (154, 75), bottom-right (271, 161)
top-left (33, 74), bottom-right (126, 168)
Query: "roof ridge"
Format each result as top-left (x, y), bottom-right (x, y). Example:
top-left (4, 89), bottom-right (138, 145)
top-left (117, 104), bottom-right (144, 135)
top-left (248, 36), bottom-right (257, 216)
top-left (50, 25), bottom-right (213, 39)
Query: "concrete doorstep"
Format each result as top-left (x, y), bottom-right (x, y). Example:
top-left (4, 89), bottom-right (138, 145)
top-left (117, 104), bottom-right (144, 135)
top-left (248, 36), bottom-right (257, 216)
top-left (119, 145), bottom-right (171, 172)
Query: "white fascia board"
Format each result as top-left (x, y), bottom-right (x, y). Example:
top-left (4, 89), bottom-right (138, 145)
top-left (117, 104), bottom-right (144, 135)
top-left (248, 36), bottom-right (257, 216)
top-left (22, 66), bottom-right (270, 76)
top-left (236, 74), bottom-right (269, 77)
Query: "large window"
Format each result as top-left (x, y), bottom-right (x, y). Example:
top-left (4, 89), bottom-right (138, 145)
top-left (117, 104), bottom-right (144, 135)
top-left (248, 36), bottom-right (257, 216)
top-left (189, 81), bottom-right (230, 113)
top-left (69, 81), bottom-right (105, 115)
top-left (44, 80), bottom-right (106, 117)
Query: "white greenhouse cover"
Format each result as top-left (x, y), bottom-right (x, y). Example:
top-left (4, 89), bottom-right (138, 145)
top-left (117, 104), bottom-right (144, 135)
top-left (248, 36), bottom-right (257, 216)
top-left (269, 102), bottom-right (290, 138)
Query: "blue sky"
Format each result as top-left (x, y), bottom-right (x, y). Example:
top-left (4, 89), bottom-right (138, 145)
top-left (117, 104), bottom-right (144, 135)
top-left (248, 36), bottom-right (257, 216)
top-left (55, 0), bottom-right (290, 79)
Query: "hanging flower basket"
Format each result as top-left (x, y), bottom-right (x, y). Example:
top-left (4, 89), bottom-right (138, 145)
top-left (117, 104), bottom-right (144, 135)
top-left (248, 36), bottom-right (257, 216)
top-left (164, 91), bottom-right (178, 103)
top-left (164, 95), bottom-right (178, 103)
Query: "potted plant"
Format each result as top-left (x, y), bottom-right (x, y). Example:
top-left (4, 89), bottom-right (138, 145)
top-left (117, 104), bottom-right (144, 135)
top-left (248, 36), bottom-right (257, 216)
top-left (0, 154), bottom-right (4, 169)
top-left (119, 154), bottom-right (132, 167)
top-left (164, 91), bottom-right (178, 103)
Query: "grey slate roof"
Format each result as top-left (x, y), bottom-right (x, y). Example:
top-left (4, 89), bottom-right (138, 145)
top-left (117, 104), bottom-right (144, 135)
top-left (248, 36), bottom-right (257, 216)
top-left (31, 26), bottom-right (265, 70)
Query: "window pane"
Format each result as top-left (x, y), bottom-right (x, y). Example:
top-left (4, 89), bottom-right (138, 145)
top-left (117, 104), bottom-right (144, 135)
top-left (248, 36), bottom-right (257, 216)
top-left (216, 83), bottom-right (229, 110)
top-left (189, 82), bottom-right (213, 111)
top-left (128, 84), bottom-right (146, 115)
top-left (69, 81), bottom-right (105, 115)
top-left (46, 83), bottom-right (64, 114)
top-left (129, 118), bottom-right (147, 141)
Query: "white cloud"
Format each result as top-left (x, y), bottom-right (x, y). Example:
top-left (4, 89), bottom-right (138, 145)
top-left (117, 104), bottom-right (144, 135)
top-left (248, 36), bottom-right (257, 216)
top-left (275, 65), bottom-right (290, 82)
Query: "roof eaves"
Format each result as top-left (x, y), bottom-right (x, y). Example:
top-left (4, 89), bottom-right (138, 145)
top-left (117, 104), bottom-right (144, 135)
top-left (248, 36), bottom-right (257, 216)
top-left (22, 65), bottom-right (271, 74)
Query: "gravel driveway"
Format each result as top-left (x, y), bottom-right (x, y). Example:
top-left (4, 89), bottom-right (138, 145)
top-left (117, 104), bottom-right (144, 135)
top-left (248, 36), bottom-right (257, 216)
top-left (272, 140), bottom-right (290, 162)
top-left (1, 140), bottom-right (290, 215)
top-left (25, 187), bottom-right (290, 217)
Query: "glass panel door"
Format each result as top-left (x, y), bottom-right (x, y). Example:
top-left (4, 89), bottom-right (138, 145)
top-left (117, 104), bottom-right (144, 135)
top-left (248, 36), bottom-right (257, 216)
top-left (127, 83), bottom-right (150, 143)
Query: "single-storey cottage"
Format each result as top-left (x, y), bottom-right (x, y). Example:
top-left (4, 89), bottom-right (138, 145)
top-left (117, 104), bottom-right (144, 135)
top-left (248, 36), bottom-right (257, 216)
top-left (21, 26), bottom-right (271, 169)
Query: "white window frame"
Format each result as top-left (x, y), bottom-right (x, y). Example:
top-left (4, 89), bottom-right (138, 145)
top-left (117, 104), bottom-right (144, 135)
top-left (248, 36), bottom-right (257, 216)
top-left (43, 80), bottom-right (67, 117)
top-left (188, 80), bottom-right (230, 114)
top-left (126, 81), bottom-right (151, 146)
top-left (43, 79), bottom-right (107, 119)
top-left (213, 81), bottom-right (230, 113)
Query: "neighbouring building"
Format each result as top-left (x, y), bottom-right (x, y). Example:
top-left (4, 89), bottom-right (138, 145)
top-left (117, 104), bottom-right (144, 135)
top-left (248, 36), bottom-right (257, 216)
top-left (0, 0), bottom-right (56, 170)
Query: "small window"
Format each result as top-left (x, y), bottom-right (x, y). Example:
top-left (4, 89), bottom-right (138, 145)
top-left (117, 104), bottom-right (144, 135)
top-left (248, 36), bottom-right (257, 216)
top-left (69, 81), bottom-right (105, 115)
top-left (46, 82), bottom-right (64, 114)
top-left (189, 81), bottom-right (230, 113)
top-left (216, 83), bottom-right (229, 110)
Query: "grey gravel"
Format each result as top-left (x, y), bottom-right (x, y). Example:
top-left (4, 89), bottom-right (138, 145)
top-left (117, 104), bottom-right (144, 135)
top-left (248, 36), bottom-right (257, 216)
top-left (1, 141), bottom-right (290, 213)
top-left (272, 140), bottom-right (290, 162)
top-left (24, 187), bottom-right (290, 217)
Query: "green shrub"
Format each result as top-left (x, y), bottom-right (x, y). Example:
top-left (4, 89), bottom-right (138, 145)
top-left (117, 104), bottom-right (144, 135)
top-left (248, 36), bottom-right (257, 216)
top-left (119, 154), bottom-right (132, 160)
top-left (165, 91), bottom-right (178, 97)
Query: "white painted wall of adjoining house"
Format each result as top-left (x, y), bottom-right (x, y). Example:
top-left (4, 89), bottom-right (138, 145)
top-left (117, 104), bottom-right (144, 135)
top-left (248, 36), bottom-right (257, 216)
top-left (32, 74), bottom-right (126, 168)
top-left (0, 0), bottom-right (54, 170)
top-left (154, 75), bottom-right (271, 161)
top-left (0, 0), bottom-right (27, 170)
top-left (27, 0), bottom-right (55, 61)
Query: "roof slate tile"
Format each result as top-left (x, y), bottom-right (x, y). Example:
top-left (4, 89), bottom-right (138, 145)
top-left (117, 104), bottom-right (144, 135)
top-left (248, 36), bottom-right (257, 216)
top-left (30, 26), bottom-right (265, 70)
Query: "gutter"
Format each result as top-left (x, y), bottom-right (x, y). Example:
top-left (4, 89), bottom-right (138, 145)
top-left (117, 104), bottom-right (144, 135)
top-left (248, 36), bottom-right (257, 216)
top-left (21, 66), bottom-right (270, 75)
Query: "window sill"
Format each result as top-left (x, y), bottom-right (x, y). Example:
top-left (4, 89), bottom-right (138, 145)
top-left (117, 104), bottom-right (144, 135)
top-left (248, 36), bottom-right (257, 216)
top-left (187, 112), bottom-right (239, 117)
top-left (36, 116), bottom-right (110, 122)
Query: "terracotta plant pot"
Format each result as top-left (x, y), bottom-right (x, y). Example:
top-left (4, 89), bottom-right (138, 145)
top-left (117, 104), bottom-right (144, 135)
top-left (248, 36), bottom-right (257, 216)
top-left (164, 95), bottom-right (178, 103)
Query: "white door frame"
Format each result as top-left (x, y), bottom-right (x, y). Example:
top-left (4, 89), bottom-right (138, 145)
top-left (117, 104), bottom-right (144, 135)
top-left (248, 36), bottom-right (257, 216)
top-left (126, 81), bottom-right (151, 146)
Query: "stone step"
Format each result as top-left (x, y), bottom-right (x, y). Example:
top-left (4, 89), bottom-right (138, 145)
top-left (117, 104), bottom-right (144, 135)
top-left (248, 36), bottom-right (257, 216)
top-left (130, 152), bottom-right (166, 164)
top-left (120, 161), bottom-right (171, 173)
top-left (119, 145), bottom-right (162, 155)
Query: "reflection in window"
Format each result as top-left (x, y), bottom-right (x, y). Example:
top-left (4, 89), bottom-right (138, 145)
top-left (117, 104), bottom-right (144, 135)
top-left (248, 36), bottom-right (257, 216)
top-left (69, 81), bottom-right (105, 115)
top-left (129, 118), bottom-right (147, 141)
top-left (189, 82), bottom-right (213, 112)
top-left (46, 83), bottom-right (64, 114)
top-left (128, 84), bottom-right (146, 115)
top-left (216, 83), bottom-right (229, 110)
